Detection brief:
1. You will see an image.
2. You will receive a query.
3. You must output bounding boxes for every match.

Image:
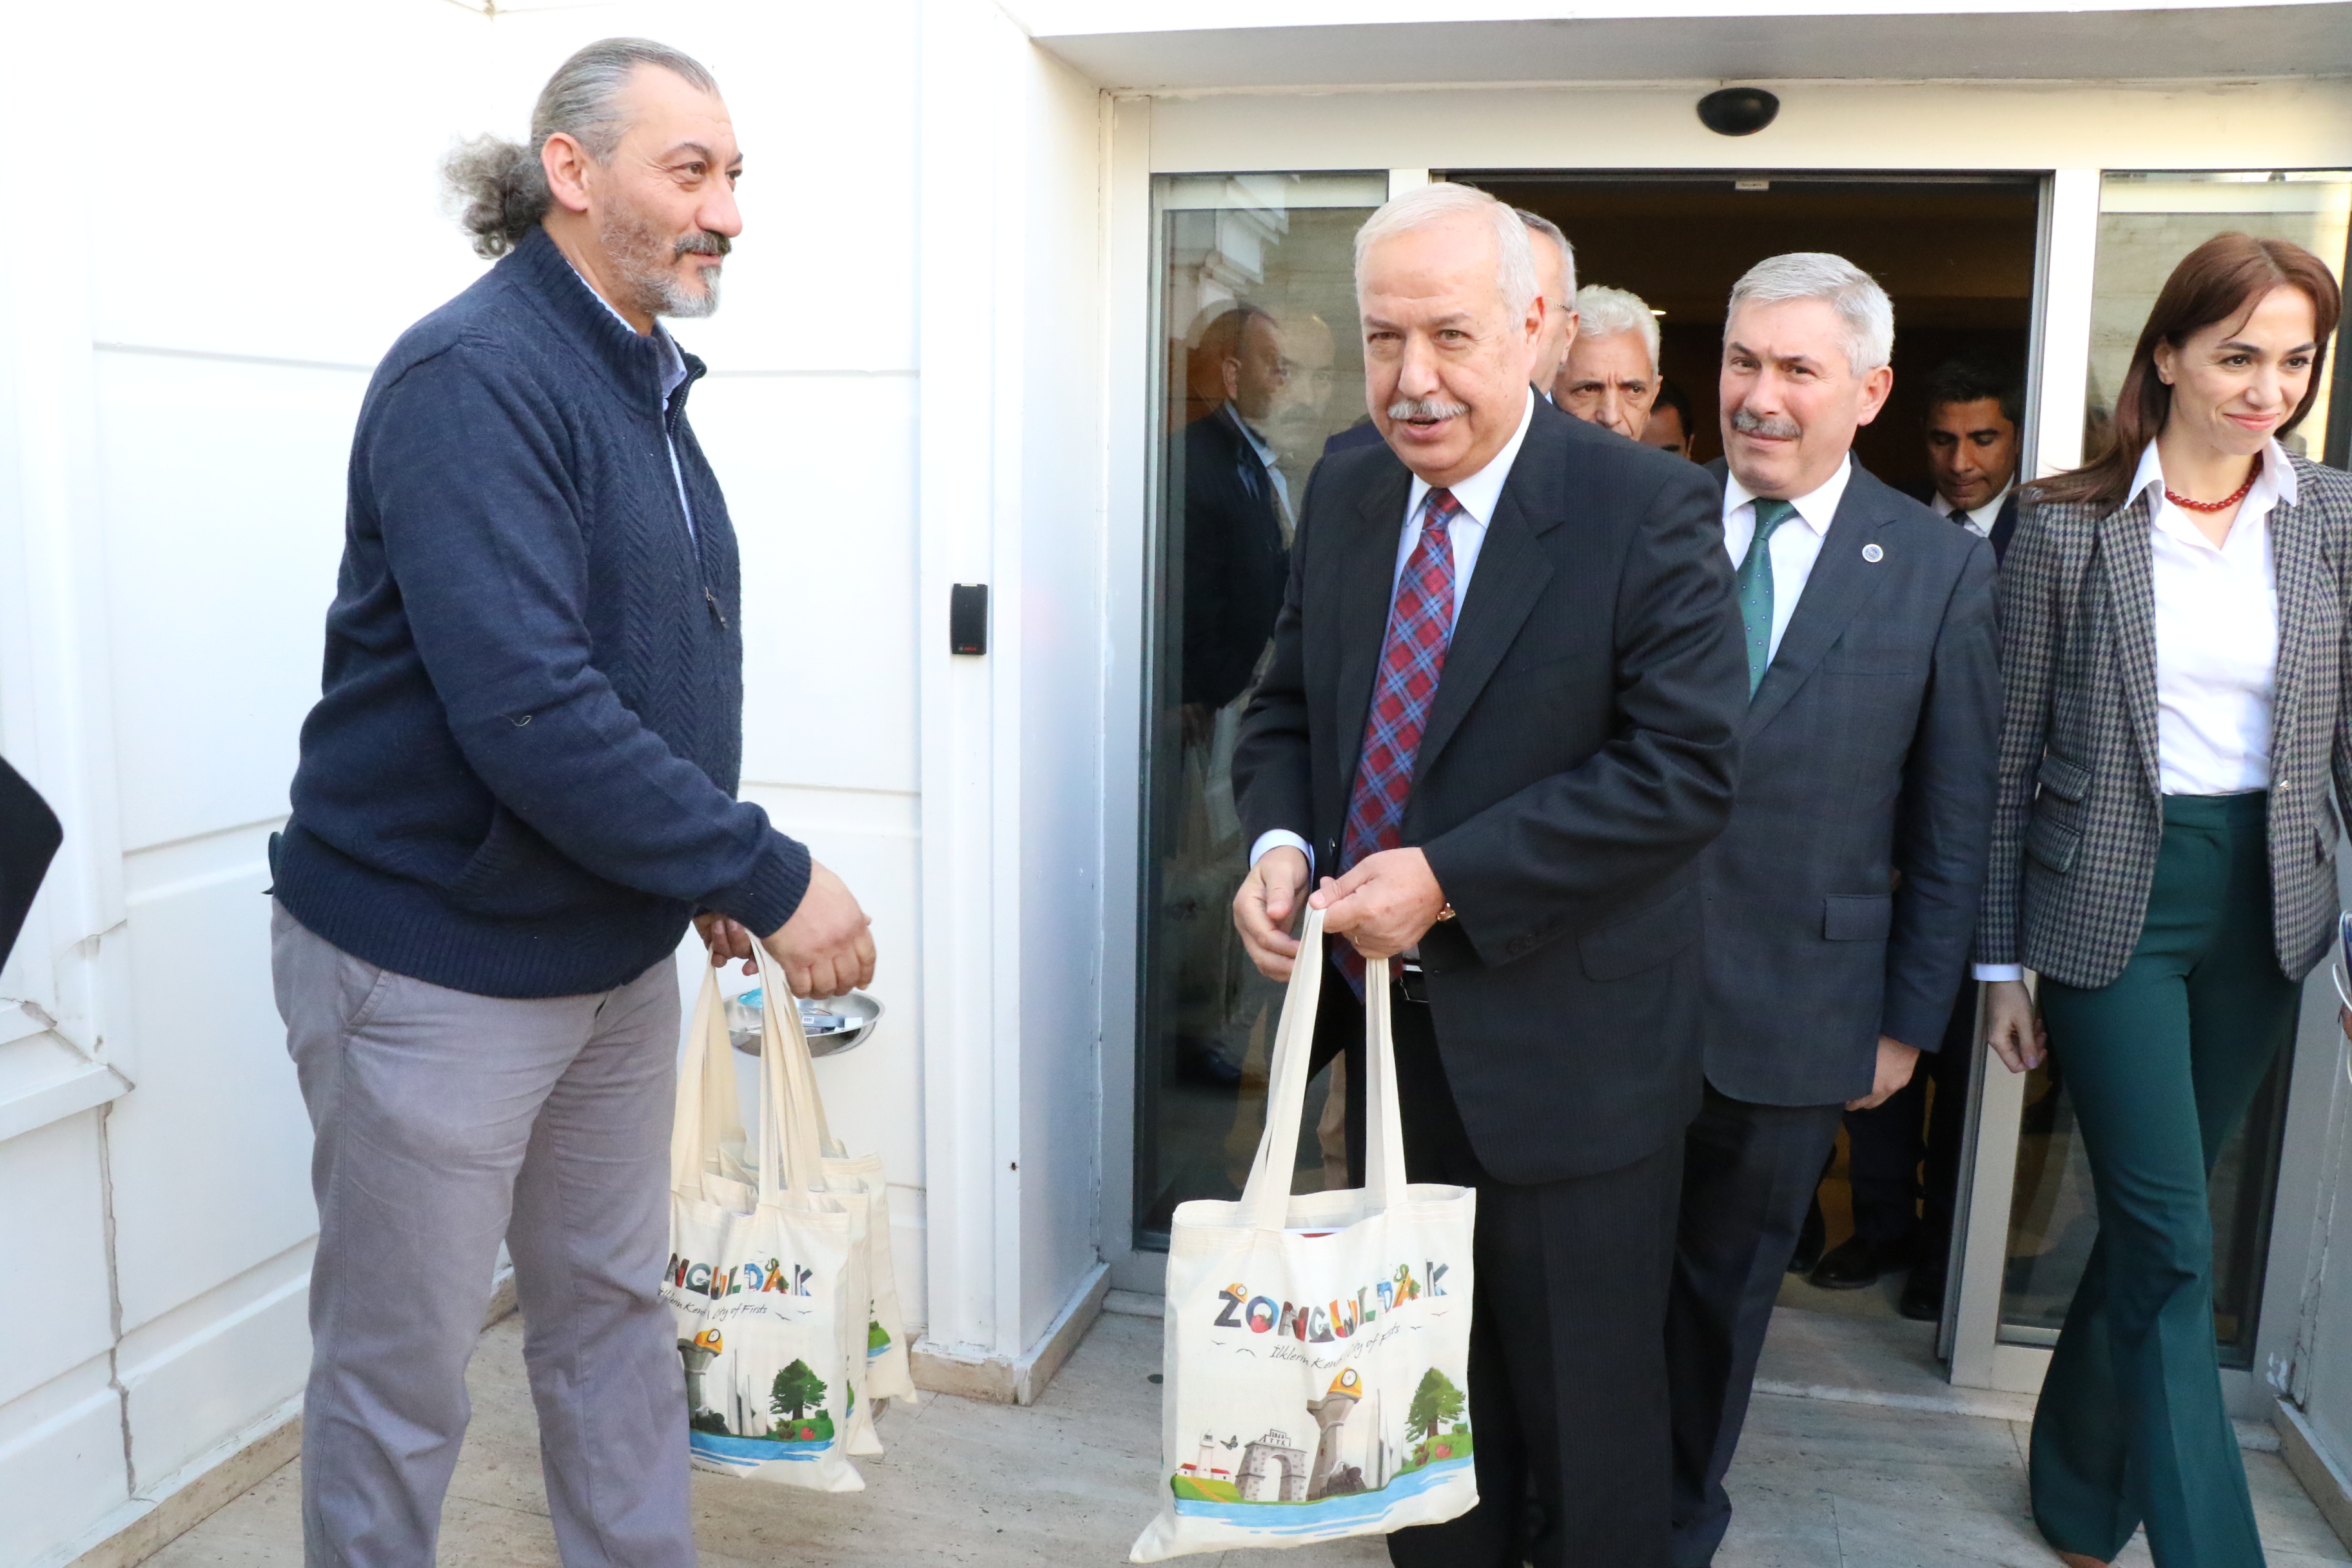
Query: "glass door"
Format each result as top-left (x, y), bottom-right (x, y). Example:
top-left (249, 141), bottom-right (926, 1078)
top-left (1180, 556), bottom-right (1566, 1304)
top-left (1133, 171), bottom-right (1387, 1248)
top-left (1950, 169), bottom-right (2352, 1392)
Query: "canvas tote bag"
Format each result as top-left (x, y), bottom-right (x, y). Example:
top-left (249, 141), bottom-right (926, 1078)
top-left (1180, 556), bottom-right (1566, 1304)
top-left (1130, 907), bottom-right (1480, 1561)
top-left (664, 952), bottom-right (867, 1491)
top-left (763, 984), bottom-right (919, 1407)
top-left (699, 954), bottom-right (914, 1438)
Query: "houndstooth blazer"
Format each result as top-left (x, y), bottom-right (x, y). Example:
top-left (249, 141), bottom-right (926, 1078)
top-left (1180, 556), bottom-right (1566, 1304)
top-left (1977, 452), bottom-right (2352, 990)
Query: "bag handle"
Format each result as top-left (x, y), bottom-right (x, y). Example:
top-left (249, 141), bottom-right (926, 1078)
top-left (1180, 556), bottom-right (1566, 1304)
top-left (1359, 952), bottom-right (1409, 1212)
top-left (1239, 908), bottom-right (1411, 1231)
top-left (670, 952), bottom-right (831, 1211)
top-left (672, 962), bottom-right (743, 1200)
top-left (770, 980), bottom-right (850, 1161)
top-left (748, 943), bottom-right (834, 1208)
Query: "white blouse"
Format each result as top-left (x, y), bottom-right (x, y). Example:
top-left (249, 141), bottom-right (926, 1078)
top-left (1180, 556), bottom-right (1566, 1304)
top-left (2133, 438), bottom-right (2294, 796)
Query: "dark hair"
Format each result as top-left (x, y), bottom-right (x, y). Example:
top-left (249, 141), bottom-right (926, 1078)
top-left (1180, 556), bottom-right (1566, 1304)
top-left (1651, 377), bottom-right (1694, 435)
top-left (1922, 349), bottom-right (2024, 431)
top-left (444, 39), bottom-right (721, 260)
top-left (2034, 231), bottom-right (2341, 510)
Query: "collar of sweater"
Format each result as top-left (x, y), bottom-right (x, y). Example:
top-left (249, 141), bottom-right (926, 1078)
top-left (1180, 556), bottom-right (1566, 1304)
top-left (503, 225), bottom-right (707, 418)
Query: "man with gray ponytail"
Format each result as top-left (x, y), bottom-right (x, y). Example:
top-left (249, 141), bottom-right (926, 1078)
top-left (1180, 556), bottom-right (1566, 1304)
top-left (273, 39), bottom-right (873, 1567)
top-left (1666, 253), bottom-right (1998, 1566)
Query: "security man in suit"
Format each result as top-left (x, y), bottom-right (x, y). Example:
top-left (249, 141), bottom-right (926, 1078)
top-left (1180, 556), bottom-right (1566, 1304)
top-left (1667, 254), bottom-right (2001, 1568)
top-left (1235, 182), bottom-right (1747, 1567)
top-left (1920, 347), bottom-right (2025, 552)
top-left (1823, 350), bottom-right (2028, 1315)
top-left (1181, 304), bottom-right (1293, 720)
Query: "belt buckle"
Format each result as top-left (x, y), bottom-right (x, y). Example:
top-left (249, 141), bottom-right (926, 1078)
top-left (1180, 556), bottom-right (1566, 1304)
top-left (1396, 961), bottom-right (1429, 1004)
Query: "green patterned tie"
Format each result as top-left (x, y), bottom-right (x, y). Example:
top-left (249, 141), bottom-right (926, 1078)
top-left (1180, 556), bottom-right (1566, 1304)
top-left (1738, 498), bottom-right (1799, 696)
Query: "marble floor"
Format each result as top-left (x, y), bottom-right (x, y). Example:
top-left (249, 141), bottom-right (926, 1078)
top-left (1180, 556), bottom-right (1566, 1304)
top-left (146, 1304), bottom-right (2347, 1568)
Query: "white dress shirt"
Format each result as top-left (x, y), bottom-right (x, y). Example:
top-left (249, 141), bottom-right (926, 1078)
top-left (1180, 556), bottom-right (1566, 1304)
top-left (1720, 455), bottom-right (1854, 665)
top-left (573, 264), bottom-right (697, 540)
top-left (1250, 389), bottom-right (1538, 874)
top-left (1230, 406), bottom-right (1294, 532)
top-left (2144, 438), bottom-right (2290, 793)
top-left (1934, 482), bottom-right (2014, 540)
top-left (1975, 438), bottom-right (2292, 985)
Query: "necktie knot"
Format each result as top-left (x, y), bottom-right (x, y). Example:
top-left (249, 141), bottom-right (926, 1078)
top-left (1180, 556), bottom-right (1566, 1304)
top-left (1750, 497), bottom-right (1798, 548)
top-left (1423, 487), bottom-right (1461, 535)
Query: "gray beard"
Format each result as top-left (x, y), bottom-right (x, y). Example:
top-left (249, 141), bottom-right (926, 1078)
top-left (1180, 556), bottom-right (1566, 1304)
top-left (598, 208), bottom-right (722, 320)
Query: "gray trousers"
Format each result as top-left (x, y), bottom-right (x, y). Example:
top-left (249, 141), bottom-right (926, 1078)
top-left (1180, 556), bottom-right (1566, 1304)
top-left (272, 903), bottom-right (692, 1568)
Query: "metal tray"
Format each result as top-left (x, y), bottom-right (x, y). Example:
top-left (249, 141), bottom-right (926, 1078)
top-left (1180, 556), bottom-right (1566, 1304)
top-left (726, 988), bottom-right (882, 1059)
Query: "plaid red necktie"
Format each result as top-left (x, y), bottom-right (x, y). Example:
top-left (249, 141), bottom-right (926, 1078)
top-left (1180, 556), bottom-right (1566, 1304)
top-left (1335, 488), bottom-right (1461, 986)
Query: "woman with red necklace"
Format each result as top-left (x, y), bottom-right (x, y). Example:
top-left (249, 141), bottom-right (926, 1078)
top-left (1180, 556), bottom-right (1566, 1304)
top-left (1977, 230), bottom-right (2349, 1568)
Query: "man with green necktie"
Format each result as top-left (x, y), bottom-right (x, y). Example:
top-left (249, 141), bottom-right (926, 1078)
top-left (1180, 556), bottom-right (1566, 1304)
top-left (1665, 253), bottom-right (2002, 1567)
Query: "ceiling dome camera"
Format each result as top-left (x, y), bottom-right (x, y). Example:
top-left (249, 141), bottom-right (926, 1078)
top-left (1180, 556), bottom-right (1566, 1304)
top-left (1698, 87), bottom-right (1781, 137)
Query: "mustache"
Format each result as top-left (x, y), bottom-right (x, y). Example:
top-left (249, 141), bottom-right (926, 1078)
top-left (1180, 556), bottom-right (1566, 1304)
top-left (1387, 395), bottom-right (1470, 422)
top-left (1730, 406), bottom-right (1800, 439)
top-left (675, 230), bottom-right (731, 259)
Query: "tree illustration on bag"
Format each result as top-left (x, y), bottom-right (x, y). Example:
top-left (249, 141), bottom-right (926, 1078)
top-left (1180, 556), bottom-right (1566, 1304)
top-left (769, 1359), bottom-right (830, 1437)
top-left (1406, 1367), bottom-right (1467, 1466)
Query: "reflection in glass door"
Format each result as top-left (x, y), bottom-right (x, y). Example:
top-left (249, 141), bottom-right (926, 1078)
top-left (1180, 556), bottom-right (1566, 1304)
top-left (1985, 168), bottom-right (2352, 1371)
top-left (1135, 172), bottom-right (1386, 1246)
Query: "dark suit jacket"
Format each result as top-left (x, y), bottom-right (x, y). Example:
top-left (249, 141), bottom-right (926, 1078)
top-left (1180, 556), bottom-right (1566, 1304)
top-left (1181, 407), bottom-right (1289, 709)
top-left (1699, 459), bottom-right (2001, 1106)
top-left (1322, 420), bottom-right (1384, 458)
top-left (1237, 399), bottom-right (1750, 1183)
top-left (1901, 480), bottom-right (2021, 564)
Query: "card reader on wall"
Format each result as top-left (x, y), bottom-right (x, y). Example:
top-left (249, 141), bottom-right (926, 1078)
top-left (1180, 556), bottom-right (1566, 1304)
top-left (950, 583), bottom-right (989, 655)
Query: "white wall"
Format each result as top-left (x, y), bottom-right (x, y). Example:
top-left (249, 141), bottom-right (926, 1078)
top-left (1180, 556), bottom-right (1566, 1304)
top-left (4, 6), bottom-right (494, 1560)
top-left (911, 0), bottom-right (1113, 1366)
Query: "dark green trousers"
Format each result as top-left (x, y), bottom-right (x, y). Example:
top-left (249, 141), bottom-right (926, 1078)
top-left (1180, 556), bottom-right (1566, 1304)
top-left (2032, 792), bottom-right (2300, 1566)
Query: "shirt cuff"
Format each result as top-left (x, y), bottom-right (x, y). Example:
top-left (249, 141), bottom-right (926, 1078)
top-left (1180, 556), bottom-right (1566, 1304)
top-left (1973, 963), bottom-right (2024, 983)
top-left (1250, 830), bottom-right (1314, 879)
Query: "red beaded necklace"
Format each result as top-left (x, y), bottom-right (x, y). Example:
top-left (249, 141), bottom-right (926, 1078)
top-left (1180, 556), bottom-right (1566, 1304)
top-left (2164, 454), bottom-right (2261, 514)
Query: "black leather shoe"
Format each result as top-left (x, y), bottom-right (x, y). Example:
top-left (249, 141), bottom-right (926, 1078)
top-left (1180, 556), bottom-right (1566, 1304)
top-left (1787, 1197), bottom-right (1827, 1275)
top-left (1899, 1262), bottom-right (1947, 1322)
top-left (1808, 1235), bottom-right (1916, 1291)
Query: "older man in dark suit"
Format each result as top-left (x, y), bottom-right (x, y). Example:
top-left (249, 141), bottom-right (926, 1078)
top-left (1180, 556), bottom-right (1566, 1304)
top-left (1668, 254), bottom-right (2001, 1567)
top-left (1234, 182), bottom-right (1747, 1568)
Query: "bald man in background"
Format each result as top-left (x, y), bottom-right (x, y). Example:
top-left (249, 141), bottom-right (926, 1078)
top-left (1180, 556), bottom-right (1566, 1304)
top-left (1519, 208), bottom-right (1579, 396)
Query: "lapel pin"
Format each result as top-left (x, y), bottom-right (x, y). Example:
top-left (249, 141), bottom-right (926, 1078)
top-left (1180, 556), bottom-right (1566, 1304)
top-left (1861, 543), bottom-right (1885, 563)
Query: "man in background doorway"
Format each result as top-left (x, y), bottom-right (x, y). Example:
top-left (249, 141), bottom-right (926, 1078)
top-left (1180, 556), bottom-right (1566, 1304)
top-left (1181, 304), bottom-right (1293, 730)
top-left (1266, 309), bottom-right (1340, 500)
top-left (1818, 349), bottom-right (2028, 1315)
top-left (1321, 206), bottom-right (1578, 456)
top-left (1670, 253), bottom-right (1999, 1568)
top-left (1916, 348), bottom-right (2024, 552)
top-left (1558, 284), bottom-right (1663, 440)
top-left (1520, 208), bottom-right (1580, 395)
top-left (1173, 304), bottom-right (1293, 1090)
top-left (1645, 378), bottom-right (1698, 459)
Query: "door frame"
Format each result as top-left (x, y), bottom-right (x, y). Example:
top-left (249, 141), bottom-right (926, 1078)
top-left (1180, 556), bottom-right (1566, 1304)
top-left (1097, 81), bottom-right (2352, 1362)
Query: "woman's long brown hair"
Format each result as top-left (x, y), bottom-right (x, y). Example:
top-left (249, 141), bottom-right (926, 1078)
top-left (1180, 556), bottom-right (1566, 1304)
top-left (2034, 231), bottom-right (2342, 511)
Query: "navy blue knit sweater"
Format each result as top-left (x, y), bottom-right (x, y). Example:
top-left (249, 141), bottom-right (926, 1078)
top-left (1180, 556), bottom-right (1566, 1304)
top-left (277, 226), bottom-right (809, 998)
